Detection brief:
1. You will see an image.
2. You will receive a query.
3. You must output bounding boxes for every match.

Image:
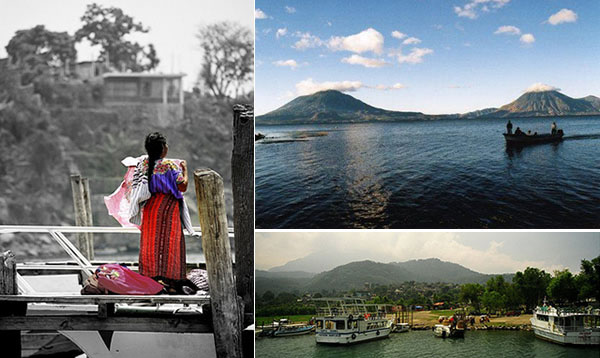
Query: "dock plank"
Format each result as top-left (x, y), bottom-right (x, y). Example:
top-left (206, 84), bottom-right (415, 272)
top-left (0, 315), bottom-right (212, 333)
top-left (0, 294), bottom-right (210, 305)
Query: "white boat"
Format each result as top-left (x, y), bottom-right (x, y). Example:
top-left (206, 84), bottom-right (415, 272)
top-left (393, 322), bottom-right (410, 333)
top-left (313, 298), bottom-right (392, 345)
top-left (433, 312), bottom-right (467, 338)
top-left (530, 305), bottom-right (600, 345)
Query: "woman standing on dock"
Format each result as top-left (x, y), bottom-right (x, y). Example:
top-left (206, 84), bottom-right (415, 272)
top-left (129, 132), bottom-right (194, 280)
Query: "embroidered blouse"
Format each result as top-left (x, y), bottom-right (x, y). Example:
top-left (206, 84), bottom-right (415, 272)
top-left (138, 158), bottom-right (185, 200)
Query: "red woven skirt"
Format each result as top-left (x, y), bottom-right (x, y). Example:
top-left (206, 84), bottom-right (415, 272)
top-left (139, 193), bottom-right (186, 280)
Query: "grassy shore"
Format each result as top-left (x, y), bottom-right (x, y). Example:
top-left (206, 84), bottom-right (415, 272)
top-left (256, 311), bottom-right (532, 328)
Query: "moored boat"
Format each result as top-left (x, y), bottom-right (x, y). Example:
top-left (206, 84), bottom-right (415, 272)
top-left (272, 323), bottom-right (315, 337)
top-left (433, 312), bottom-right (467, 338)
top-left (530, 305), bottom-right (600, 345)
top-left (313, 298), bottom-right (392, 345)
top-left (393, 322), bottom-right (410, 333)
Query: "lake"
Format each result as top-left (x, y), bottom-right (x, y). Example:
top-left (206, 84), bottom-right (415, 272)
top-left (255, 330), bottom-right (600, 358)
top-left (255, 116), bottom-right (600, 228)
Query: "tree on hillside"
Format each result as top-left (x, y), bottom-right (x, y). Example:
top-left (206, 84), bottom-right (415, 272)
top-left (196, 22), bottom-right (253, 99)
top-left (460, 283), bottom-right (484, 312)
top-left (513, 267), bottom-right (551, 310)
top-left (547, 270), bottom-right (578, 305)
top-left (576, 256), bottom-right (600, 302)
top-left (6, 25), bottom-right (76, 84)
top-left (75, 3), bottom-right (159, 72)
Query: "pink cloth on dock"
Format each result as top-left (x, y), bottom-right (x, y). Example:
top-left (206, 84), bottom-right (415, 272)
top-left (95, 264), bottom-right (164, 295)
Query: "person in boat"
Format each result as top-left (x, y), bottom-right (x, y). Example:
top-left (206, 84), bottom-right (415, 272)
top-left (506, 120), bottom-right (513, 134)
top-left (514, 127), bottom-right (524, 136)
top-left (551, 122), bottom-right (557, 135)
top-left (129, 132), bottom-right (192, 282)
top-left (527, 130), bottom-right (532, 136)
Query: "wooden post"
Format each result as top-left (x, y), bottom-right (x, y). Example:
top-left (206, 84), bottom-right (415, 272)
top-left (194, 169), bottom-right (242, 358)
top-left (231, 104), bottom-right (254, 322)
top-left (1, 250), bottom-right (26, 358)
top-left (70, 174), bottom-right (94, 260)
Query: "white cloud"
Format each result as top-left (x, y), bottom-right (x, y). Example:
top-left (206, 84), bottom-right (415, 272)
top-left (525, 83), bottom-right (560, 93)
top-left (520, 33), bottom-right (535, 44)
top-left (391, 31), bottom-right (407, 39)
top-left (293, 32), bottom-right (323, 50)
top-left (395, 47), bottom-right (434, 64)
top-left (296, 78), bottom-right (363, 95)
top-left (547, 9), bottom-right (577, 25)
top-left (402, 37), bottom-right (421, 45)
top-left (327, 21), bottom-right (333, 27)
top-left (373, 83), bottom-right (407, 90)
top-left (255, 8), bottom-right (268, 19)
top-left (276, 27), bottom-right (287, 39)
top-left (454, 0), bottom-right (511, 19)
top-left (273, 59), bottom-right (298, 69)
top-left (328, 28), bottom-right (384, 54)
top-left (494, 25), bottom-right (521, 35)
top-left (285, 6), bottom-right (296, 13)
top-left (341, 55), bottom-right (388, 68)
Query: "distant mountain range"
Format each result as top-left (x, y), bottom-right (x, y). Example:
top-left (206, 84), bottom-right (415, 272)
top-left (256, 89), bottom-right (600, 125)
top-left (256, 258), bottom-right (513, 295)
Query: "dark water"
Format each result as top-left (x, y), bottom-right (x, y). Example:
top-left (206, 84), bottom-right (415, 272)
top-left (255, 117), bottom-right (600, 228)
top-left (255, 330), bottom-right (600, 358)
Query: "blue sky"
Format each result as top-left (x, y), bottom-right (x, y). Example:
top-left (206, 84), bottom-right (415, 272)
top-left (255, 0), bottom-right (600, 115)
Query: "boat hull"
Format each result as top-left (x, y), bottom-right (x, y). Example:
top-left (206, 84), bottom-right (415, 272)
top-left (503, 133), bottom-right (563, 145)
top-left (530, 321), bottom-right (600, 346)
top-left (434, 324), bottom-right (465, 338)
top-left (315, 327), bottom-right (391, 344)
top-left (273, 326), bottom-right (314, 337)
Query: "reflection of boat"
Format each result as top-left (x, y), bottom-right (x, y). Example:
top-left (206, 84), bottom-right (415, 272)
top-left (530, 305), bottom-right (600, 345)
top-left (313, 298), bottom-right (392, 345)
top-left (433, 312), bottom-right (467, 338)
top-left (503, 130), bottom-right (564, 145)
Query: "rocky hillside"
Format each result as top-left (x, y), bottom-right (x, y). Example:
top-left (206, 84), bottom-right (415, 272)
top-left (257, 90), bottom-right (425, 124)
top-left (496, 90), bottom-right (600, 117)
top-left (257, 258), bottom-right (513, 294)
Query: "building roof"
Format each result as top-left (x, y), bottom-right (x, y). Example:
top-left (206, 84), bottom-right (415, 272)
top-left (103, 72), bottom-right (186, 79)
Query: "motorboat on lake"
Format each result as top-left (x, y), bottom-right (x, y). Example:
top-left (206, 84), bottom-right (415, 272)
top-left (530, 305), bottom-right (600, 345)
top-left (313, 298), bottom-right (392, 344)
top-left (503, 129), bottom-right (564, 145)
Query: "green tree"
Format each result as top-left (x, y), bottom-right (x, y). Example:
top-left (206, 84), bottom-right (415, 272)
top-left (460, 283), bottom-right (484, 312)
top-left (513, 267), bottom-right (552, 311)
top-left (196, 22), bottom-right (253, 99)
top-left (482, 291), bottom-right (505, 314)
top-left (75, 3), bottom-right (159, 72)
top-left (547, 270), bottom-right (578, 305)
top-left (576, 256), bottom-right (600, 302)
top-left (5, 25), bottom-right (76, 84)
top-left (486, 275), bottom-right (508, 296)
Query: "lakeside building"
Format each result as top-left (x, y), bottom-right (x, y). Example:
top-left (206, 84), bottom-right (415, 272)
top-left (103, 72), bottom-right (186, 125)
